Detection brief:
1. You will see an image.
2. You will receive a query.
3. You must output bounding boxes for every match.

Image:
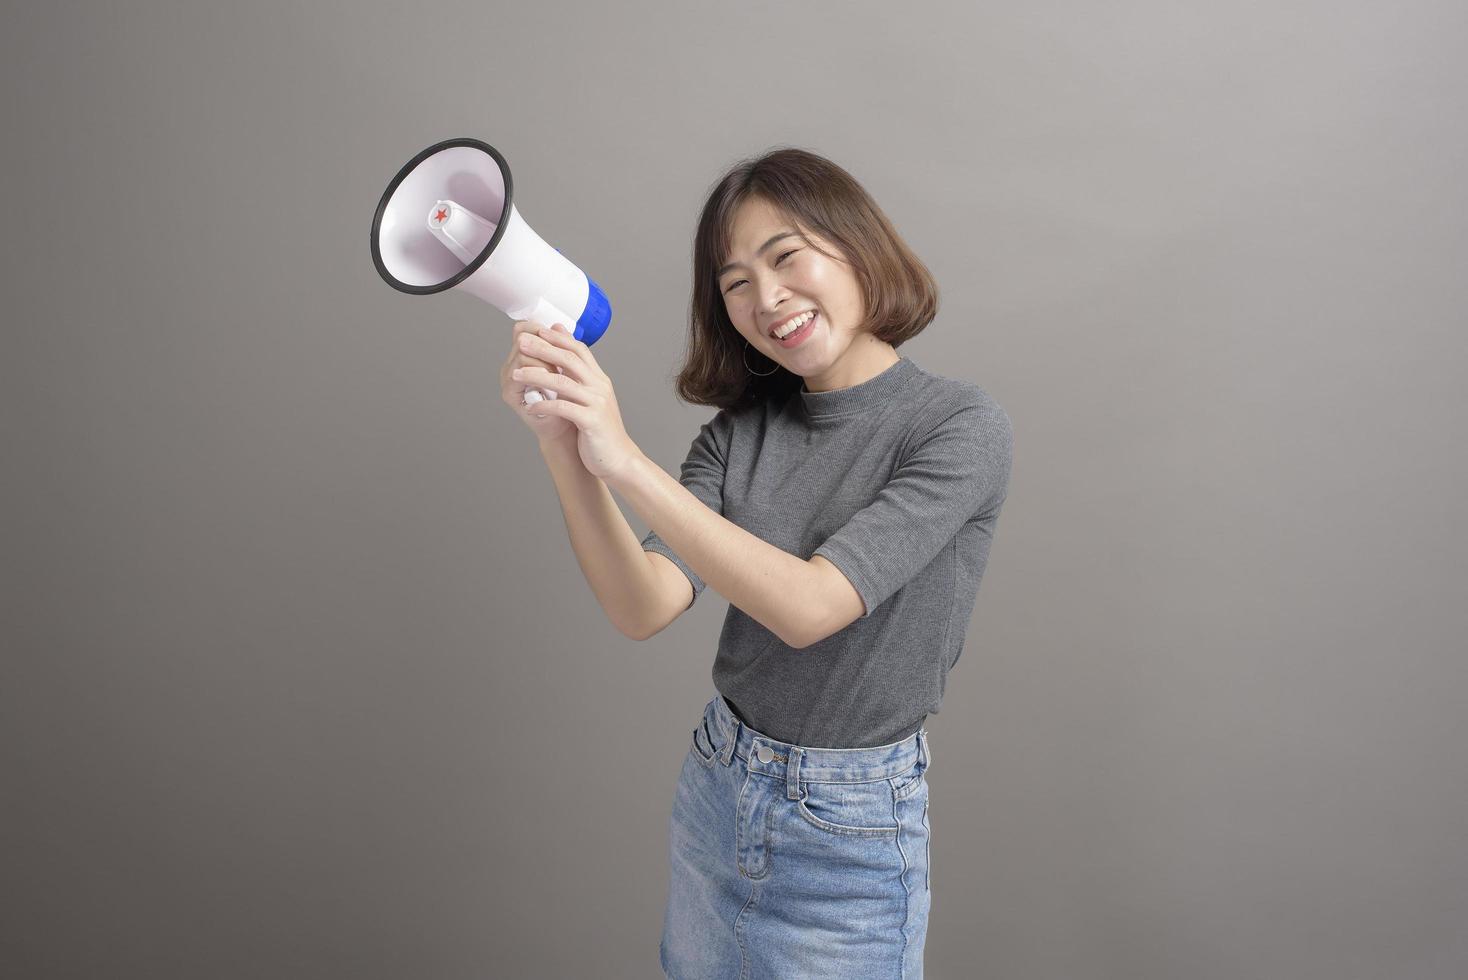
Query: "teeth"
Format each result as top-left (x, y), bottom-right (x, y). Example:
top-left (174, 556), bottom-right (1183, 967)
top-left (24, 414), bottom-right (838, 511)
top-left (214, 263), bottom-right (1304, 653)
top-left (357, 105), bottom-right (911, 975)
top-left (773, 311), bottom-right (814, 339)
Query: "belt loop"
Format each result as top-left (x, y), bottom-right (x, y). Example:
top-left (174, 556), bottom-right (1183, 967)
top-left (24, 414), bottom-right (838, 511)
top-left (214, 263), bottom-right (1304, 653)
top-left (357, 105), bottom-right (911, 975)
top-left (785, 746), bottom-right (804, 800)
top-left (918, 729), bottom-right (931, 769)
top-left (719, 717), bottom-right (740, 767)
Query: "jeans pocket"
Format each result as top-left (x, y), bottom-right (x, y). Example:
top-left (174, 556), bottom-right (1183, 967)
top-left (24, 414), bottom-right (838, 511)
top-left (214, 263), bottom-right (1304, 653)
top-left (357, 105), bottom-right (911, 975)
top-left (795, 779), bottom-right (900, 838)
top-left (690, 717), bottom-right (720, 767)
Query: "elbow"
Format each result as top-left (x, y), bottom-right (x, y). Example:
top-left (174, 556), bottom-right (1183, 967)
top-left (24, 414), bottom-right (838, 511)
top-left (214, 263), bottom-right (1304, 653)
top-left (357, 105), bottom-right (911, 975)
top-left (787, 610), bottom-right (857, 650)
top-left (621, 614), bottom-right (673, 643)
top-left (615, 615), bottom-right (652, 642)
top-left (783, 617), bottom-right (824, 651)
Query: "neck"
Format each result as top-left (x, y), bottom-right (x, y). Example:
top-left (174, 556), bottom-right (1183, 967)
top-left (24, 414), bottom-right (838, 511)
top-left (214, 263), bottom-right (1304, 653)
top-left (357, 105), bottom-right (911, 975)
top-left (801, 337), bottom-right (901, 393)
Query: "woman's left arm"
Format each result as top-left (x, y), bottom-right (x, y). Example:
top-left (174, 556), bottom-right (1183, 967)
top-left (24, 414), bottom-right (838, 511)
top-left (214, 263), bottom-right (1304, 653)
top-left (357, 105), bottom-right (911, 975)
top-left (607, 453), bottom-right (859, 648)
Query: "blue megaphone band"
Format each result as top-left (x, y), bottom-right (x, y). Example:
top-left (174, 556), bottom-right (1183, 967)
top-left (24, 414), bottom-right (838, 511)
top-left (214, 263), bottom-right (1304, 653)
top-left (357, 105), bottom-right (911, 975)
top-left (575, 276), bottom-right (612, 345)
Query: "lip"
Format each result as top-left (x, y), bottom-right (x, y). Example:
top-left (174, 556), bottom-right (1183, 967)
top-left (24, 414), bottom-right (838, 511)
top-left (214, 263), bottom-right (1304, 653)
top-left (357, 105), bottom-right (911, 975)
top-left (772, 311), bottom-right (818, 349)
top-left (768, 308), bottom-right (817, 338)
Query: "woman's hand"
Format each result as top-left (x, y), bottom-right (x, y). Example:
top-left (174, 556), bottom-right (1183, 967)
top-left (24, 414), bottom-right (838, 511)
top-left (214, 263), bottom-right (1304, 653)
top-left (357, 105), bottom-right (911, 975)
top-left (500, 320), bottom-right (576, 447)
top-left (509, 322), bottom-right (642, 482)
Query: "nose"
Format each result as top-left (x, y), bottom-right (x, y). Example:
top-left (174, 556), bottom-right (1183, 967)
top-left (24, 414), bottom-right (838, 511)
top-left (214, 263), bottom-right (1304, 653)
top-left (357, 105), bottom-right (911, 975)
top-left (757, 293), bottom-right (792, 322)
top-left (758, 284), bottom-right (792, 322)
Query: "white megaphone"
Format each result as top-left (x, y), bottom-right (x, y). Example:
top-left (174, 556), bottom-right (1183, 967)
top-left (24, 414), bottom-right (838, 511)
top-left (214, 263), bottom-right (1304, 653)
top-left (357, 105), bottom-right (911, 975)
top-left (369, 138), bottom-right (612, 406)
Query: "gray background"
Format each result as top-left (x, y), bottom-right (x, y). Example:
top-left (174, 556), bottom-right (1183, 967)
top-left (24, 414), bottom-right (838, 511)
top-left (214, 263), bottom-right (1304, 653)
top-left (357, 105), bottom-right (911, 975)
top-left (4, 1), bottom-right (1465, 977)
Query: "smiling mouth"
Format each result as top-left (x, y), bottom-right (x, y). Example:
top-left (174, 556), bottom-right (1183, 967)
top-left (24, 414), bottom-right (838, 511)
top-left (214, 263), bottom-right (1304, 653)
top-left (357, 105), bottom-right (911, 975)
top-left (770, 311), bottom-right (818, 349)
top-left (769, 309), bottom-right (816, 339)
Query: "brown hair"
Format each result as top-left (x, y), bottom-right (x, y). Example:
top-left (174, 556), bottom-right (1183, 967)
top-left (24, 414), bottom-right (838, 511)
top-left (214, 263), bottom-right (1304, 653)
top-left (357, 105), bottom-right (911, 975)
top-left (672, 147), bottom-right (939, 411)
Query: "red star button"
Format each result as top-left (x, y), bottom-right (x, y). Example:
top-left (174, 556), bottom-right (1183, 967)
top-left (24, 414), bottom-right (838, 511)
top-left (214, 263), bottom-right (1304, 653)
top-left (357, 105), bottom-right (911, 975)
top-left (434, 208), bottom-right (448, 222)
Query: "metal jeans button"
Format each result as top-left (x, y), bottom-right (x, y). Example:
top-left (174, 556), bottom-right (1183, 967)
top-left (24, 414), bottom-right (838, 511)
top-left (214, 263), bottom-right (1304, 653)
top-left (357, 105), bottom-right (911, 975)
top-left (756, 745), bottom-right (774, 764)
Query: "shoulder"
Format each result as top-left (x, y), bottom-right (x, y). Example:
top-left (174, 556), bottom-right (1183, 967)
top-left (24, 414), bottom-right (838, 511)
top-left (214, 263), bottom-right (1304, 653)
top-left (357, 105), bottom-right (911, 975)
top-left (690, 398), bottom-right (770, 455)
top-left (904, 361), bottom-right (1012, 444)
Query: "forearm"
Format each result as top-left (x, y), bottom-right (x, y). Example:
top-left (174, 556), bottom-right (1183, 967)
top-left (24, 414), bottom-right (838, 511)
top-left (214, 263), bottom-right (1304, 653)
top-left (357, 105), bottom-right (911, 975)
top-left (606, 451), bottom-right (813, 648)
top-left (537, 438), bottom-right (664, 639)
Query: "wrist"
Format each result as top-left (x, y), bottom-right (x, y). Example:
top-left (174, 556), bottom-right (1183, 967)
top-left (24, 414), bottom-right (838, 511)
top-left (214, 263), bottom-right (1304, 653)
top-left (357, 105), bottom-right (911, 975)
top-left (537, 432), bottom-right (580, 460)
top-left (603, 448), bottom-right (650, 494)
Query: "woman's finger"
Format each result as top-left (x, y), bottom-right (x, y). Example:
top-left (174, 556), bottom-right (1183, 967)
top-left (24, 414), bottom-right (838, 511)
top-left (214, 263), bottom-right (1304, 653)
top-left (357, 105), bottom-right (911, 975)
top-left (519, 388), bottom-right (587, 426)
top-left (513, 365), bottom-right (589, 405)
top-left (505, 321), bottom-right (573, 383)
top-left (518, 330), bottom-right (590, 384)
top-left (535, 323), bottom-right (603, 379)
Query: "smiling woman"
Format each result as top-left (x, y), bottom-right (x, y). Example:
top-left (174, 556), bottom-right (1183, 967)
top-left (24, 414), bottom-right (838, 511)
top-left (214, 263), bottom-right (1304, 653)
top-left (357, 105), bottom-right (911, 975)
top-left (676, 147), bottom-right (939, 410)
top-left (639, 147), bottom-right (1014, 979)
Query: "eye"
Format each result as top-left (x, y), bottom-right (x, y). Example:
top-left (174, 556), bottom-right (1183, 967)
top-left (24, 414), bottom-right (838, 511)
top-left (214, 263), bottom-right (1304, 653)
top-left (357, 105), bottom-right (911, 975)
top-left (722, 250), bottom-right (800, 294)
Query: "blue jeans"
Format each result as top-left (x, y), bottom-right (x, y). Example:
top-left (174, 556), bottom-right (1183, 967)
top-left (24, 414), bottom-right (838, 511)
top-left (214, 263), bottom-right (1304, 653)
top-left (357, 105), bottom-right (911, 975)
top-left (661, 694), bottom-right (932, 979)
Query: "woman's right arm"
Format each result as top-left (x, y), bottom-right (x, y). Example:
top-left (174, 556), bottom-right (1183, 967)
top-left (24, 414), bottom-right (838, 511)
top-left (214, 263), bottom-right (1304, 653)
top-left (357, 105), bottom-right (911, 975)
top-left (501, 320), bottom-right (686, 639)
top-left (537, 436), bottom-right (690, 640)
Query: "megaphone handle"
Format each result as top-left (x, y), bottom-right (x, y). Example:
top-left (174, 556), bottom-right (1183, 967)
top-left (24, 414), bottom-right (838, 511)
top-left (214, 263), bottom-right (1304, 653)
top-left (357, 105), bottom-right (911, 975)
top-left (510, 298), bottom-right (579, 340)
top-left (511, 297), bottom-right (578, 406)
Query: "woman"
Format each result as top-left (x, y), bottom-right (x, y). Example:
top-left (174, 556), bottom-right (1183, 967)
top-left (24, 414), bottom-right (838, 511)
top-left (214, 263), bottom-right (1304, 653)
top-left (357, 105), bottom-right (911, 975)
top-left (499, 148), bottom-right (1013, 978)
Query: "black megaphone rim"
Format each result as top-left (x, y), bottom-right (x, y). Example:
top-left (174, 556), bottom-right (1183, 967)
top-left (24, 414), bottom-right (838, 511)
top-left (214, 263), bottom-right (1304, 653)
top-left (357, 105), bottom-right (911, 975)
top-left (370, 137), bottom-right (514, 295)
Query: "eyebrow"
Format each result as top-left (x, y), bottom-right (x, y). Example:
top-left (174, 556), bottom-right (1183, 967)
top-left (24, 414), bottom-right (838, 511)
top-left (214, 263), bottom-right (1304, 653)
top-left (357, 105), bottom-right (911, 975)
top-left (717, 231), bottom-right (799, 279)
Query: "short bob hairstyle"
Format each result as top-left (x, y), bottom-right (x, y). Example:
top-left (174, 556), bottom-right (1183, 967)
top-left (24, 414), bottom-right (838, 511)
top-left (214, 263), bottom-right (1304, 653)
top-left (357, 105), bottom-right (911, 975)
top-left (674, 147), bottom-right (939, 411)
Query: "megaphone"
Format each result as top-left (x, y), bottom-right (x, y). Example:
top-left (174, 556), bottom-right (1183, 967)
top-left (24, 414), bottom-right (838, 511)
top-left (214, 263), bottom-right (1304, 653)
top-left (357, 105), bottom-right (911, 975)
top-left (369, 138), bottom-right (612, 406)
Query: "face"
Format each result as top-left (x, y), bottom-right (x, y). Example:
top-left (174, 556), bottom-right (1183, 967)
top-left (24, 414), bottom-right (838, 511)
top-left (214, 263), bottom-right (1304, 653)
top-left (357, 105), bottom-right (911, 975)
top-left (716, 196), bottom-right (893, 393)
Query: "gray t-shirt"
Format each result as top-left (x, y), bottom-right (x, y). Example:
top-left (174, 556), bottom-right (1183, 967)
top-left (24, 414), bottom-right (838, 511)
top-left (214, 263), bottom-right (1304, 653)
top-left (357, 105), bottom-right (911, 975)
top-left (641, 354), bottom-right (1013, 748)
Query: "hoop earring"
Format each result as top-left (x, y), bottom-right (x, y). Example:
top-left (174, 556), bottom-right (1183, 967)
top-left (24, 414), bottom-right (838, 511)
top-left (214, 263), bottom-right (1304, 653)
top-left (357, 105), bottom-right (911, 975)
top-left (743, 339), bottom-right (779, 376)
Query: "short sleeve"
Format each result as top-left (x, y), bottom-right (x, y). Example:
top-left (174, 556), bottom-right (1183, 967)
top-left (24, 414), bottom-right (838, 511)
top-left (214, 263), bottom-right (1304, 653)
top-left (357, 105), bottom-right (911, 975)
top-left (813, 399), bottom-right (1012, 618)
top-left (641, 409), bottom-right (733, 609)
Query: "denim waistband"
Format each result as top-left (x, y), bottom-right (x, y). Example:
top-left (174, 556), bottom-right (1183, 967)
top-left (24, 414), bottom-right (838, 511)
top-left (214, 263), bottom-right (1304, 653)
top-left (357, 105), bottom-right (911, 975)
top-left (705, 694), bottom-right (931, 801)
